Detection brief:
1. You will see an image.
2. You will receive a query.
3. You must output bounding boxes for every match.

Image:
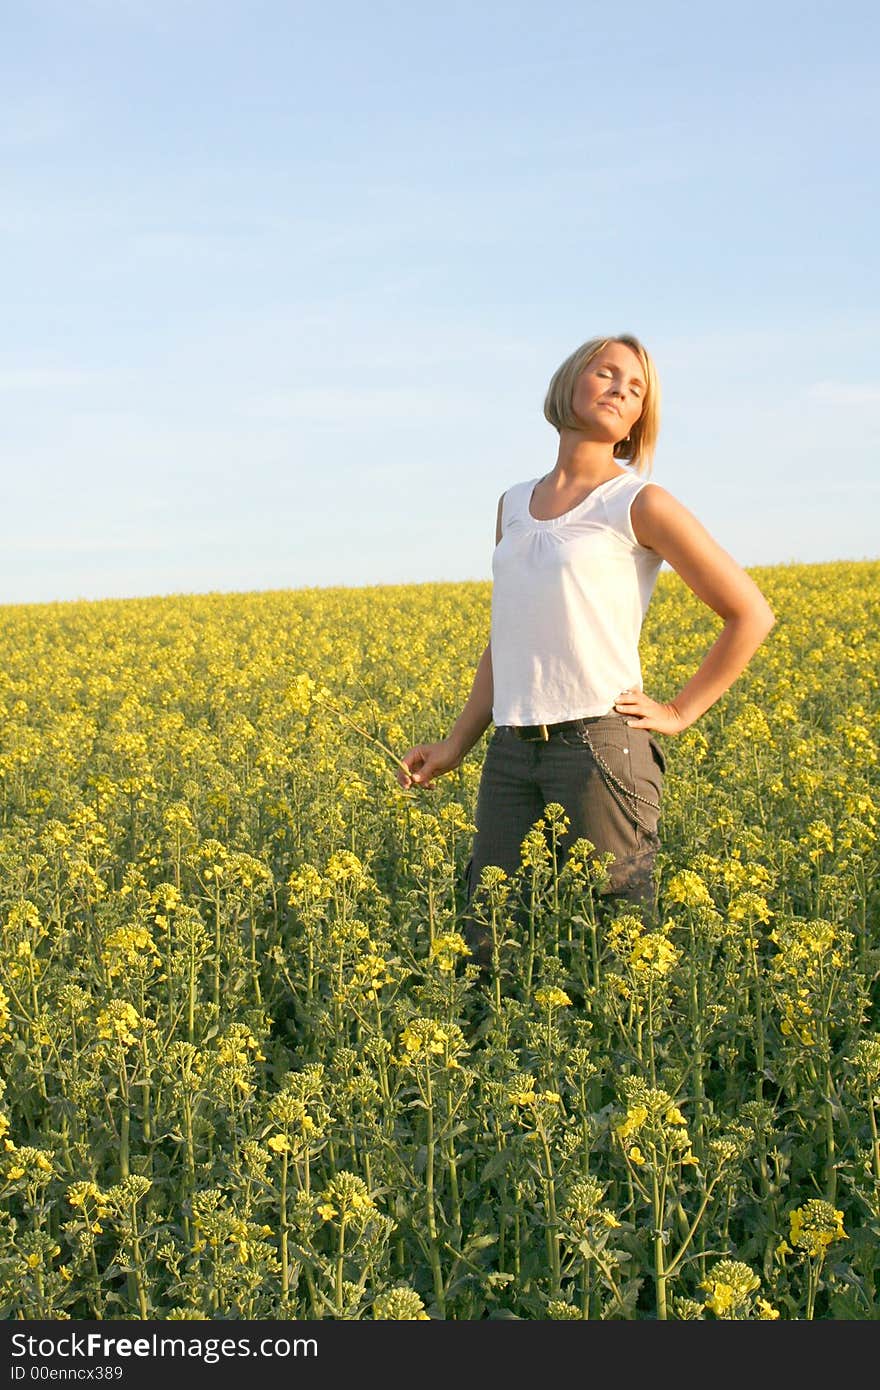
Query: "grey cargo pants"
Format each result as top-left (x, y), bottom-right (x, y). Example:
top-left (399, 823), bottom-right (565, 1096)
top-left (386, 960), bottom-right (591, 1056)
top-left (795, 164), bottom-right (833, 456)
top-left (462, 713), bottom-right (667, 968)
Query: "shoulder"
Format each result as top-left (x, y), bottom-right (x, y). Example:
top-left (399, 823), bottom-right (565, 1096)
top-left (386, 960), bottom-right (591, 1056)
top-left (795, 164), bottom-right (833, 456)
top-left (496, 478), bottom-right (538, 542)
top-left (631, 483), bottom-right (686, 542)
top-left (505, 475), bottom-right (540, 496)
top-left (629, 482), bottom-right (714, 557)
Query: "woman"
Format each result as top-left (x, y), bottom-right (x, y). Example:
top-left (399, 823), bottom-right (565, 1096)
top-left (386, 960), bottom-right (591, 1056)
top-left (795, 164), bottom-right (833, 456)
top-left (396, 334), bottom-right (776, 967)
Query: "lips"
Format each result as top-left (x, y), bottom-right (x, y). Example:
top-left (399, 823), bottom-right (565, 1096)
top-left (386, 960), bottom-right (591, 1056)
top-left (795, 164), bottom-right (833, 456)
top-left (599, 402), bottom-right (621, 415)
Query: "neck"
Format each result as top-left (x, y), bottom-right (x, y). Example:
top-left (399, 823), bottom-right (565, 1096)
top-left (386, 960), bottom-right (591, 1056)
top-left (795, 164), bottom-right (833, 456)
top-left (550, 430), bottom-right (626, 484)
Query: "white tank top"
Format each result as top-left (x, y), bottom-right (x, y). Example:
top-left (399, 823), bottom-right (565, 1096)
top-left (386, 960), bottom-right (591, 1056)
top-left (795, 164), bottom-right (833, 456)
top-left (490, 470), bottom-right (664, 725)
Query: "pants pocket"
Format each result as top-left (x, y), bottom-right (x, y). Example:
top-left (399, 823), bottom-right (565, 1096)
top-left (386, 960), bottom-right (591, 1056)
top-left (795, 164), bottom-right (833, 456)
top-left (590, 726), bottom-right (663, 848)
top-left (630, 731), bottom-right (664, 806)
top-left (587, 724), bottom-right (638, 796)
top-left (648, 735), bottom-right (667, 777)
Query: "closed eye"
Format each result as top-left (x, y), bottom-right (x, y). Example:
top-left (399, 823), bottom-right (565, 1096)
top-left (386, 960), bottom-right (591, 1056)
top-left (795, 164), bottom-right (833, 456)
top-left (598, 369), bottom-right (642, 397)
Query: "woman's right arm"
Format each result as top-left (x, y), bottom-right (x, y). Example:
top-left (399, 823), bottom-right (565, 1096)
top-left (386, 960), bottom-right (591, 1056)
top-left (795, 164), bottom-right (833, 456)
top-left (396, 494), bottom-right (504, 790)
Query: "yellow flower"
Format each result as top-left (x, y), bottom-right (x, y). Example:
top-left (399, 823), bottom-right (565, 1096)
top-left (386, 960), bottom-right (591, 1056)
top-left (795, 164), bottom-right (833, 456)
top-left (429, 933), bottom-right (470, 973)
top-left (756, 1298), bottom-right (780, 1319)
top-left (96, 1000), bottom-right (142, 1047)
top-left (0, 984), bottom-right (11, 1036)
top-left (700, 1261), bottom-right (760, 1318)
top-left (666, 870), bottom-right (714, 908)
top-left (399, 1018), bottom-right (451, 1059)
top-left (102, 924), bottom-right (162, 978)
top-left (374, 1286), bottom-right (431, 1319)
top-left (788, 1201), bottom-right (847, 1259)
top-left (628, 1146), bottom-right (646, 1166)
top-left (630, 934), bottom-right (679, 976)
top-left (5, 1146), bottom-right (54, 1182)
top-left (615, 1105), bottom-right (647, 1140)
top-left (534, 986), bottom-right (572, 1010)
top-left (509, 1088), bottom-right (537, 1107)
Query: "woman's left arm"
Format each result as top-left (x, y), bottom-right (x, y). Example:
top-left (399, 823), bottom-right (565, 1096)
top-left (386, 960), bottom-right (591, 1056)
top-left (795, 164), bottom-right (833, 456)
top-left (616, 484), bottom-right (777, 735)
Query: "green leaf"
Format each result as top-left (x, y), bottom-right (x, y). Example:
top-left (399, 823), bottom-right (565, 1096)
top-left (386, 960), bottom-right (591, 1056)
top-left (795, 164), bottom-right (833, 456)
top-left (480, 1148), bottom-right (512, 1182)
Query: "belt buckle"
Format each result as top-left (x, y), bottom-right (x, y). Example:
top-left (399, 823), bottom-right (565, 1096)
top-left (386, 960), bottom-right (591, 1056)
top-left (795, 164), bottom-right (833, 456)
top-left (520, 723), bottom-right (549, 742)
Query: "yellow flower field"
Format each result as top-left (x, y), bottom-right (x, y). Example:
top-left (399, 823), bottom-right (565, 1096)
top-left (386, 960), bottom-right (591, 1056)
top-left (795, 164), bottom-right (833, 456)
top-left (0, 559), bottom-right (878, 1319)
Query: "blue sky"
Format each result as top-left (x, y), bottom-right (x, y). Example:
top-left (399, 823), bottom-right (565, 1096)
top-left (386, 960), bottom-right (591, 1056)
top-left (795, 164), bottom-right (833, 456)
top-left (2, 0), bottom-right (878, 606)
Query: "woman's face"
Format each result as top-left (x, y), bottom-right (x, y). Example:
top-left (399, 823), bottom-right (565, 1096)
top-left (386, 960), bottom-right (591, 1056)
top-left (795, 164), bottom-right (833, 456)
top-left (571, 342), bottom-right (646, 439)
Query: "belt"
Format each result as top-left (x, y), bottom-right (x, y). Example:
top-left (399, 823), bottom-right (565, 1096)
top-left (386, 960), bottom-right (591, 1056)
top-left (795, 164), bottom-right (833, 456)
top-left (502, 718), bottom-right (594, 742)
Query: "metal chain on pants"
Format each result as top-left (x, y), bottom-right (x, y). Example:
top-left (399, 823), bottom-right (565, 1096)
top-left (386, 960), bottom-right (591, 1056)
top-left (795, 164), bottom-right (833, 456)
top-left (582, 729), bottom-right (661, 837)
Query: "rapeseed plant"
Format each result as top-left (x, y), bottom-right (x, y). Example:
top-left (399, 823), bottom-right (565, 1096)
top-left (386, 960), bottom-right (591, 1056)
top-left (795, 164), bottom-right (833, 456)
top-left (0, 562), bottom-right (878, 1317)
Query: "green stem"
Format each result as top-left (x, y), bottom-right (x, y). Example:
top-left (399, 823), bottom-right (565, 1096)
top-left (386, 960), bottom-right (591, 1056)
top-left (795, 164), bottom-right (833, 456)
top-left (130, 1202), bottom-right (149, 1319)
top-left (665, 1179), bottom-right (720, 1278)
top-left (187, 932), bottom-right (196, 1045)
top-left (824, 1084), bottom-right (837, 1203)
top-left (335, 1217), bottom-right (346, 1315)
top-left (213, 892), bottom-right (221, 1011)
top-left (540, 1127), bottom-right (561, 1296)
top-left (119, 1057), bottom-right (130, 1181)
top-left (250, 911), bottom-right (262, 1006)
top-left (805, 1257), bottom-right (819, 1321)
top-left (424, 1072), bottom-right (446, 1316)
top-left (280, 1151), bottom-right (290, 1308)
top-left (651, 1155), bottom-right (667, 1321)
top-left (444, 1093), bottom-right (462, 1239)
top-left (647, 980), bottom-right (656, 1088)
top-left (689, 935), bottom-right (705, 1151)
top-left (491, 899), bottom-right (502, 1015)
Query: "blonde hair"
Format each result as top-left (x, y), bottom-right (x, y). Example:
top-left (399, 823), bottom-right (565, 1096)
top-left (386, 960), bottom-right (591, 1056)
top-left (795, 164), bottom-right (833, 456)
top-left (543, 334), bottom-right (661, 477)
